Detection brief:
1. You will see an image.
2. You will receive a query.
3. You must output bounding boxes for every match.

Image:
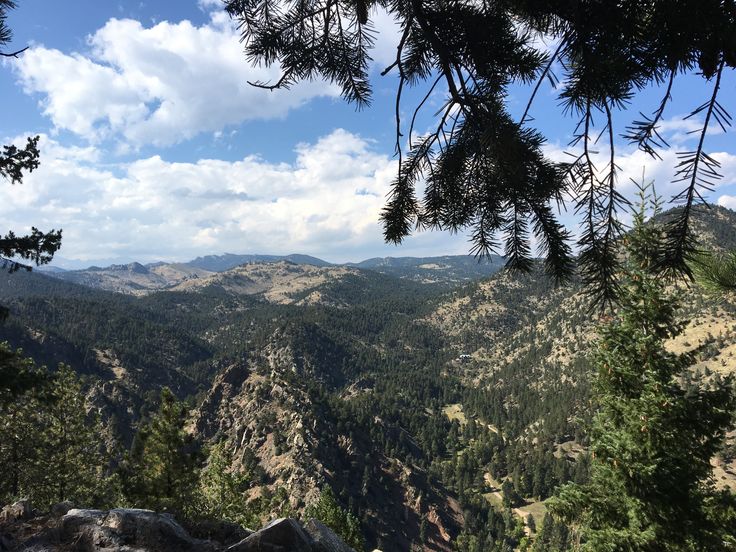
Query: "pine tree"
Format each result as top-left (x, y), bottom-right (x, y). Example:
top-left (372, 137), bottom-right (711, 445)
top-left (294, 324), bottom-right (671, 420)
top-left (224, 0), bottom-right (736, 306)
top-left (120, 388), bottom-right (203, 518)
top-left (0, 342), bottom-right (48, 405)
top-left (0, 348), bottom-right (44, 503)
top-left (304, 486), bottom-right (365, 551)
top-left (548, 188), bottom-right (736, 550)
top-left (34, 365), bottom-right (107, 507)
top-left (0, 1), bottom-right (61, 321)
top-left (0, 361), bottom-right (108, 509)
top-left (117, 425), bottom-right (150, 506)
top-left (199, 441), bottom-right (256, 527)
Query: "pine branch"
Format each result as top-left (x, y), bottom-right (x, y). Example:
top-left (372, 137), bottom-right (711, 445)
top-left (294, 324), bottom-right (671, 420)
top-left (0, 228), bottom-right (62, 273)
top-left (623, 70), bottom-right (674, 159)
top-left (691, 250), bottom-right (736, 294)
top-left (0, 45), bottom-right (26, 57)
top-left (661, 60), bottom-right (729, 276)
top-left (408, 74), bottom-right (442, 150)
top-left (518, 39), bottom-right (565, 127)
top-left (502, 203), bottom-right (533, 272)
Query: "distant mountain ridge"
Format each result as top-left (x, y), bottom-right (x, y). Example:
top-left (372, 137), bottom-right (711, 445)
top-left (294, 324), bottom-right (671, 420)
top-left (349, 254), bottom-right (504, 283)
top-left (43, 253), bottom-right (506, 293)
top-left (45, 262), bottom-right (215, 295)
top-left (187, 253), bottom-right (333, 271)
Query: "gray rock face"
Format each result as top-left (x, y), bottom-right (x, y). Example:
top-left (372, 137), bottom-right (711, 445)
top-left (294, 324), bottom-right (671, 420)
top-left (186, 519), bottom-right (252, 546)
top-left (227, 518), bottom-right (313, 551)
top-left (60, 508), bottom-right (216, 552)
top-left (49, 502), bottom-right (73, 518)
top-left (304, 520), bottom-right (356, 552)
top-left (0, 503), bottom-right (358, 552)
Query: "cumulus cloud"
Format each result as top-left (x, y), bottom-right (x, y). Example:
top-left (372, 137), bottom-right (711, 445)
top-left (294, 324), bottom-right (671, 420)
top-left (367, 7), bottom-right (402, 70)
top-left (542, 119), bottom-right (736, 207)
top-left (1, 130), bottom-right (422, 264)
top-left (14, 14), bottom-right (338, 147)
top-left (718, 195), bottom-right (736, 210)
top-left (7, 132), bottom-right (733, 267)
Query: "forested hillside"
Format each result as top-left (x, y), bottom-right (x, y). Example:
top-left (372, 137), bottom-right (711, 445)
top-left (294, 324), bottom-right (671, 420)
top-left (1, 207), bottom-right (735, 551)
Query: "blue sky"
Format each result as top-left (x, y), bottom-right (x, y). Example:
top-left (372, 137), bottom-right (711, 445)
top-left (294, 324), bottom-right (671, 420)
top-left (1, 1), bottom-right (735, 268)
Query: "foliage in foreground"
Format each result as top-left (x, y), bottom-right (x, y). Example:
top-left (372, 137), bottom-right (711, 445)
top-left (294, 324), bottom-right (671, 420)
top-left (0, 1), bottom-right (61, 320)
top-left (305, 486), bottom-right (365, 551)
top-left (549, 193), bottom-right (736, 550)
top-left (0, 347), bottom-right (109, 509)
top-left (692, 250), bottom-right (736, 294)
top-left (118, 387), bottom-right (203, 518)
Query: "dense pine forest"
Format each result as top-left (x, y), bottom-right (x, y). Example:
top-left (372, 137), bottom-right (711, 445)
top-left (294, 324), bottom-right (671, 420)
top-left (2, 206), bottom-right (736, 551)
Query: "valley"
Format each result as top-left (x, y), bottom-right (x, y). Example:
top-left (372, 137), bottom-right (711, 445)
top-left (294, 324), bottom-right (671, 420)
top-left (2, 208), bottom-right (736, 551)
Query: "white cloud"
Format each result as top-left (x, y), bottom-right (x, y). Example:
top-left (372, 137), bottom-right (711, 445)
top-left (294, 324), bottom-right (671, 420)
top-left (8, 130), bottom-right (732, 267)
top-left (2, 130), bottom-right (474, 264)
top-left (655, 115), bottom-right (727, 145)
top-left (543, 142), bottom-right (736, 203)
top-left (367, 7), bottom-right (402, 70)
top-left (718, 195), bottom-right (736, 210)
top-left (15, 15), bottom-right (338, 147)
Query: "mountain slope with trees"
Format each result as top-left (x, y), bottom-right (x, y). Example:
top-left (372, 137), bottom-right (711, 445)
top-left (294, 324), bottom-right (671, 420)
top-left (1, 206), bottom-right (735, 550)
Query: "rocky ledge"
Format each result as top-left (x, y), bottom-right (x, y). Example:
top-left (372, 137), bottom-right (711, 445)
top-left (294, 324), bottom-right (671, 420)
top-left (0, 501), bottom-right (357, 552)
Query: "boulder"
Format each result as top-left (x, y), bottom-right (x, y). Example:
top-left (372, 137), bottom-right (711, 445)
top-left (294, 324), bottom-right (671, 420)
top-left (227, 518), bottom-right (312, 552)
top-left (49, 502), bottom-right (73, 518)
top-left (60, 508), bottom-right (218, 552)
top-left (61, 509), bottom-right (120, 550)
top-left (304, 520), bottom-right (355, 552)
top-left (0, 501), bottom-right (34, 523)
top-left (1, 506), bottom-right (360, 552)
top-left (60, 509), bottom-right (105, 535)
top-left (106, 509), bottom-right (198, 548)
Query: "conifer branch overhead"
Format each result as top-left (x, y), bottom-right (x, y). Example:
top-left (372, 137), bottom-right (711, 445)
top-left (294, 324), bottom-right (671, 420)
top-left (661, 60), bottom-right (730, 277)
top-left (691, 250), bottom-right (736, 294)
top-left (0, 45), bottom-right (26, 57)
top-left (623, 70), bottom-right (675, 159)
top-left (518, 38), bottom-right (565, 128)
top-left (225, 0), bottom-right (736, 305)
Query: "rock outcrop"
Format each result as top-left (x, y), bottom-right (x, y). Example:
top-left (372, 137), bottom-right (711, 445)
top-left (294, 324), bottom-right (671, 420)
top-left (0, 501), bottom-right (355, 552)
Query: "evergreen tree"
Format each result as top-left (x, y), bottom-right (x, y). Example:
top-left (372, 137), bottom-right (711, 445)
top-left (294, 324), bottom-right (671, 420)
top-left (199, 441), bottom-right (256, 527)
top-left (117, 425), bottom-right (150, 506)
top-left (0, 348), bottom-right (44, 503)
top-left (0, 1), bottom-right (61, 321)
top-left (0, 342), bottom-right (44, 406)
top-left (120, 388), bottom-right (202, 518)
top-left (0, 361), bottom-right (107, 509)
top-left (419, 515), bottom-right (428, 544)
top-left (502, 479), bottom-right (522, 509)
top-left (33, 365), bottom-right (108, 507)
top-left (548, 189), bottom-right (736, 550)
top-left (304, 486), bottom-right (365, 552)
